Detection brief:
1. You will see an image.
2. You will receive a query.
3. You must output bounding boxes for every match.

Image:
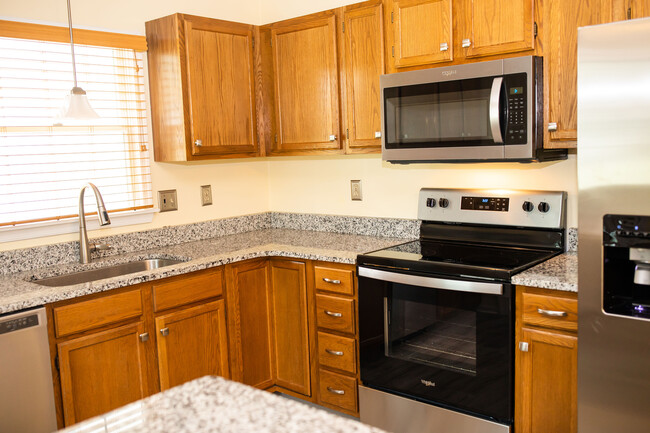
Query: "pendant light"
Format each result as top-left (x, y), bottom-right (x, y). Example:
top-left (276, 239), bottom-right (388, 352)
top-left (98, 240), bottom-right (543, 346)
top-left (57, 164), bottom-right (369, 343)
top-left (55, 0), bottom-right (99, 124)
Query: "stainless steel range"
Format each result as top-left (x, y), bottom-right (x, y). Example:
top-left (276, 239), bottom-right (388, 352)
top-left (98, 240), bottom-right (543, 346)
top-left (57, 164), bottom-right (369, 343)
top-left (357, 188), bottom-right (566, 433)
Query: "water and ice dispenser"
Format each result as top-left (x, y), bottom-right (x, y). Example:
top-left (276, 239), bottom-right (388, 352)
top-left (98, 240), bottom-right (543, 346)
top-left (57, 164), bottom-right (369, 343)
top-left (603, 214), bottom-right (650, 320)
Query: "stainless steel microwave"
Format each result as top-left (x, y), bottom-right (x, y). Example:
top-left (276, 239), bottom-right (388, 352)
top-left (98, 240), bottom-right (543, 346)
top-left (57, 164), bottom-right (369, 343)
top-left (380, 56), bottom-right (567, 163)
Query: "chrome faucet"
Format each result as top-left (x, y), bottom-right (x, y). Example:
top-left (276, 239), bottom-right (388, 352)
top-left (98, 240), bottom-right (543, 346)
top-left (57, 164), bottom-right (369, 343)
top-left (78, 183), bottom-right (111, 264)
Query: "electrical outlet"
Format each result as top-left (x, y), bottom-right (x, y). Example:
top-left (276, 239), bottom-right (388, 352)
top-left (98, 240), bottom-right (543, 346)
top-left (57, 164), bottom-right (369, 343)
top-left (350, 180), bottom-right (362, 201)
top-left (201, 185), bottom-right (212, 206)
top-left (158, 189), bottom-right (178, 212)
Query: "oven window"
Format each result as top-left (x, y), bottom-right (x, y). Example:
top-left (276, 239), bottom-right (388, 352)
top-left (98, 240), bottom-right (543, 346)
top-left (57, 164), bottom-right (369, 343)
top-left (384, 77), bottom-right (496, 148)
top-left (386, 294), bottom-right (477, 376)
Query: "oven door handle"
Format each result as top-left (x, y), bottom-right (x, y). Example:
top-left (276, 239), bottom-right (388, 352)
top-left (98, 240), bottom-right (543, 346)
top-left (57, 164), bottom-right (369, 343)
top-left (358, 266), bottom-right (503, 295)
top-left (489, 76), bottom-right (504, 144)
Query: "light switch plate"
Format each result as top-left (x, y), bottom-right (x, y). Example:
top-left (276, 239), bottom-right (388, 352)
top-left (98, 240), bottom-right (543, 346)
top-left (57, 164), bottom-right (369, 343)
top-left (351, 180), bottom-right (362, 201)
top-left (201, 185), bottom-right (212, 206)
top-left (158, 189), bottom-right (178, 212)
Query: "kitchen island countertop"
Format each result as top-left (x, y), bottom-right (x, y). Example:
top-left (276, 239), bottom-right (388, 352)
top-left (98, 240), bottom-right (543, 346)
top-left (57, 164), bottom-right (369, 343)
top-left (58, 375), bottom-right (386, 433)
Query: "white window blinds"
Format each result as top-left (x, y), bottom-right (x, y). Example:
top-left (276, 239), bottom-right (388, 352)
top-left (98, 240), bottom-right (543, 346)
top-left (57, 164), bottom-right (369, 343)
top-left (0, 26), bottom-right (152, 227)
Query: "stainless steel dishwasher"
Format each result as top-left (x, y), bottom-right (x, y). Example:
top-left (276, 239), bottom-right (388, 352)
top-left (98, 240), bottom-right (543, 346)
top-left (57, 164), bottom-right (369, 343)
top-left (0, 307), bottom-right (57, 432)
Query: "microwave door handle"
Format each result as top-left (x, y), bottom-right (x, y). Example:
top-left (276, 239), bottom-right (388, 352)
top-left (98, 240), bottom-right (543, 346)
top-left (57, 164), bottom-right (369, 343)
top-left (489, 77), bottom-right (504, 144)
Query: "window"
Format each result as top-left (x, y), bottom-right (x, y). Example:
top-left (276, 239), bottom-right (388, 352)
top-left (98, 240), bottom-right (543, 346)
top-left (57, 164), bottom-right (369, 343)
top-left (0, 21), bottom-right (153, 239)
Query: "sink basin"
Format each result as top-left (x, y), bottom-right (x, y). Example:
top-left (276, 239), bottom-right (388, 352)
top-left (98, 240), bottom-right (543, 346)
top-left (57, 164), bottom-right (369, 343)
top-left (33, 258), bottom-right (186, 287)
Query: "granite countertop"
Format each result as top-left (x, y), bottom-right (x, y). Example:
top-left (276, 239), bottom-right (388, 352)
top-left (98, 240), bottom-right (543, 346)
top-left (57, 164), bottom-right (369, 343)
top-left (0, 229), bottom-right (410, 314)
top-left (58, 375), bottom-right (386, 433)
top-left (511, 252), bottom-right (578, 292)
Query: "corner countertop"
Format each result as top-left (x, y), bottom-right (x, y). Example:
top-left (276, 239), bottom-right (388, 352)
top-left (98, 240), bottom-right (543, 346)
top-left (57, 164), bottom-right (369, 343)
top-left (511, 252), bottom-right (578, 292)
top-left (58, 375), bottom-right (386, 433)
top-left (0, 229), bottom-right (410, 314)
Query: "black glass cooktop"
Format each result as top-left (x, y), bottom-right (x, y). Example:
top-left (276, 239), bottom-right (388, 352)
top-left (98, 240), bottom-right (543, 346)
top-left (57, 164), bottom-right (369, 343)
top-left (358, 240), bottom-right (558, 282)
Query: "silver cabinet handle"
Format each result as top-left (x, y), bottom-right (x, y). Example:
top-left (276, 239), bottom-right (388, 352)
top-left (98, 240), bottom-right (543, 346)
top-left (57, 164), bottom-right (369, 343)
top-left (194, 139), bottom-right (202, 146)
top-left (327, 387), bottom-right (345, 395)
top-left (328, 134), bottom-right (337, 142)
top-left (374, 131), bottom-right (382, 138)
top-left (325, 310), bottom-right (342, 318)
top-left (462, 38), bottom-right (471, 48)
top-left (325, 349), bottom-right (344, 356)
top-left (439, 42), bottom-right (448, 51)
top-left (548, 122), bottom-right (558, 132)
top-left (139, 333), bottom-right (149, 343)
top-left (537, 308), bottom-right (568, 317)
top-left (160, 327), bottom-right (169, 336)
top-left (519, 342), bottom-right (529, 352)
top-left (322, 277), bottom-right (341, 285)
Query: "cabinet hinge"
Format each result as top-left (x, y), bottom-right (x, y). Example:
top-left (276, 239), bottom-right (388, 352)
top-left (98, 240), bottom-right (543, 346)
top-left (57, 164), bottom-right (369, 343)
top-left (534, 22), bottom-right (538, 38)
top-left (252, 37), bottom-right (255, 49)
top-left (391, 11), bottom-right (394, 23)
top-left (346, 128), bottom-right (349, 139)
top-left (274, 134), bottom-right (278, 143)
top-left (627, 7), bottom-right (632, 19)
top-left (392, 46), bottom-right (395, 57)
top-left (270, 39), bottom-right (272, 48)
top-left (342, 22), bottom-right (345, 33)
top-left (54, 354), bottom-right (60, 372)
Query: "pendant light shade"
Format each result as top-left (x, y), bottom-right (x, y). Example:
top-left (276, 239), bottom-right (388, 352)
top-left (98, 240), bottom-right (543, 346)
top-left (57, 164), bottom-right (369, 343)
top-left (54, 0), bottom-right (100, 124)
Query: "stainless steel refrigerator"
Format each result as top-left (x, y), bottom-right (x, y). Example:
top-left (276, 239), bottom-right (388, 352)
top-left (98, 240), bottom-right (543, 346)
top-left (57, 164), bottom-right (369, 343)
top-left (577, 17), bottom-right (650, 432)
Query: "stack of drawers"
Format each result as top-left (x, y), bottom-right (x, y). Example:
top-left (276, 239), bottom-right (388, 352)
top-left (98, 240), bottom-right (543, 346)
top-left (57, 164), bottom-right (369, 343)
top-left (313, 263), bottom-right (359, 416)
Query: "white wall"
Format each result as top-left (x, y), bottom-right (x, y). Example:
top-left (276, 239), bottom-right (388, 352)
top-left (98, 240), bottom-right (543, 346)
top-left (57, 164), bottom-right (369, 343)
top-left (0, 0), bottom-right (579, 252)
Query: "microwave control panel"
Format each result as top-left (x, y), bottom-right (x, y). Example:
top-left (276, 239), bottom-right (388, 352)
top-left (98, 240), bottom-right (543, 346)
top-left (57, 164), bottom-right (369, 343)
top-left (505, 73), bottom-right (528, 144)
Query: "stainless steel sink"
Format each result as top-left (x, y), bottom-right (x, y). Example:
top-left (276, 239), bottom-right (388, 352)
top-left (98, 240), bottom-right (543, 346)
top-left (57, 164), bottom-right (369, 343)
top-left (33, 258), bottom-right (186, 287)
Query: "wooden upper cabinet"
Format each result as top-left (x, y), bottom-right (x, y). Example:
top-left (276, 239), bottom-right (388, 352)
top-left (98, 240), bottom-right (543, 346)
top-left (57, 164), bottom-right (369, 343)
top-left (392, 0), bottom-right (453, 68)
top-left (543, 0), bottom-right (616, 148)
top-left (145, 14), bottom-right (259, 161)
top-left (57, 322), bottom-right (150, 425)
top-left (627, 0), bottom-right (650, 18)
top-left (155, 300), bottom-right (230, 391)
top-left (269, 13), bottom-right (341, 153)
top-left (460, 0), bottom-right (535, 58)
top-left (342, 3), bottom-right (385, 152)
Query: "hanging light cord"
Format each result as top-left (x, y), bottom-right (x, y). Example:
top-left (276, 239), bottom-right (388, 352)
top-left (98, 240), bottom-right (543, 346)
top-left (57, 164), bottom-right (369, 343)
top-left (66, 0), bottom-right (78, 89)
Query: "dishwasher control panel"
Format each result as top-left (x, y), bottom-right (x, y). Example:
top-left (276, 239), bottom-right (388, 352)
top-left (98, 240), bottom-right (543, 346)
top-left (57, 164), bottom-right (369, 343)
top-left (0, 314), bottom-right (39, 335)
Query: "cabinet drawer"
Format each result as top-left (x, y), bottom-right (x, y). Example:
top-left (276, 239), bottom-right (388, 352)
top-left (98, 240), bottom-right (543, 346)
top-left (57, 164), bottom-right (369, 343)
top-left (319, 369), bottom-right (358, 413)
top-left (318, 332), bottom-right (357, 374)
top-left (54, 289), bottom-right (143, 338)
top-left (522, 292), bottom-right (577, 332)
top-left (314, 265), bottom-right (354, 296)
top-left (153, 268), bottom-right (223, 312)
top-left (316, 294), bottom-right (355, 334)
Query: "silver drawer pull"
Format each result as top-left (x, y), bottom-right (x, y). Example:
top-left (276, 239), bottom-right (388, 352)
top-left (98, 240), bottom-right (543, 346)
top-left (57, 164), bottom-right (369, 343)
top-left (519, 342), bottom-right (529, 352)
top-left (139, 333), bottom-right (149, 343)
top-left (548, 122), bottom-right (558, 132)
top-left (194, 139), bottom-right (202, 147)
top-left (325, 349), bottom-right (344, 356)
top-left (323, 277), bottom-right (341, 285)
top-left (329, 134), bottom-right (337, 142)
top-left (160, 327), bottom-right (169, 336)
top-left (325, 310), bottom-right (342, 318)
top-left (374, 131), bottom-right (382, 138)
top-left (327, 387), bottom-right (345, 395)
top-left (439, 42), bottom-right (448, 51)
top-left (462, 38), bottom-right (471, 48)
top-left (537, 308), bottom-right (568, 317)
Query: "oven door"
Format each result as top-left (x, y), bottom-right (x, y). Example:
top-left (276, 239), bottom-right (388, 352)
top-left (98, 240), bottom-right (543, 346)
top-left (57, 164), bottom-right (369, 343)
top-left (358, 266), bottom-right (513, 424)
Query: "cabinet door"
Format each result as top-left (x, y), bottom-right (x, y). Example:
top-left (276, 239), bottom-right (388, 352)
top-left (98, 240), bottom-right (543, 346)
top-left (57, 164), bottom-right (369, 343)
top-left (269, 259), bottom-right (311, 395)
top-left (343, 3), bottom-right (384, 152)
top-left (58, 322), bottom-right (150, 425)
top-left (183, 16), bottom-right (258, 157)
top-left (392, 0), bottom-right (453, 68)
top-left (155, 300), bottom-right (230, 391)
top-left (544, 0), bottom-right (615, 147)
top-left (225, 259), bottom-right (274, 389)
top-left (461, 0), bottom-right (535, 58)
top-left (516, 327), bottom-right (577, 433)
top-left (270, 13), bottom-right (341, 152)
top-left (628, 0), bottom-right (650, 18)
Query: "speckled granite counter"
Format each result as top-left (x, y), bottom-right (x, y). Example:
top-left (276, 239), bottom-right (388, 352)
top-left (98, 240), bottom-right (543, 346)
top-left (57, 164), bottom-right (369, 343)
top-left (58, 375), bottom-right (386, 433)
top-left (0, 229), bottom-right (410, 314)
top-left (511, 252), bottom-right (577, 292)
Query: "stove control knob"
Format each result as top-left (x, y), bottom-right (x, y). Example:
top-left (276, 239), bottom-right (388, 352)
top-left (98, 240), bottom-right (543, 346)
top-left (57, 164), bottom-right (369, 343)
top-left (426, 198), bottom-right (436, 208)
top-left (439, 198), bottom-right (449, 208)
top-left (522, 201), bottom-right (534, 212)
top-left (538, 202), bottom-right (550, 213)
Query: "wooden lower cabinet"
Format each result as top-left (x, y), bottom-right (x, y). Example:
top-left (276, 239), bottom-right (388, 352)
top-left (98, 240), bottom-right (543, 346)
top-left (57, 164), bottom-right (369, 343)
top-left (225, 258), bottom-right (275, 389)
top-left (57, 321), bottom-right (150, 425)
top-left (155, 300), bottom-right (230, 391)
top-left (515, 286), bottom-right (578, 433)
